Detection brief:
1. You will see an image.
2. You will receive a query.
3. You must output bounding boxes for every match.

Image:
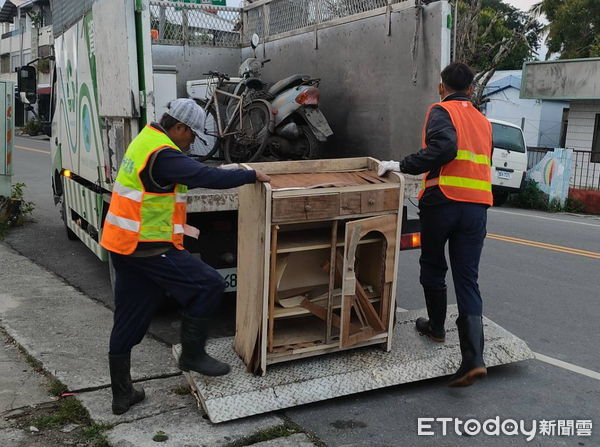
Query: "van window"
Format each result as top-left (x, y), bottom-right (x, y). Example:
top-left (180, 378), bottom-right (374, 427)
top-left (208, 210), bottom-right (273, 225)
top-left (492, 123), bottom-right (526, 153)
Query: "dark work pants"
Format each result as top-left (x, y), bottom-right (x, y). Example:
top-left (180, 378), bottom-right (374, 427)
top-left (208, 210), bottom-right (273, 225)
top-left (109, 248), bottom-right (225, 355)
top-left (419, 202), bottom-right (487, 317)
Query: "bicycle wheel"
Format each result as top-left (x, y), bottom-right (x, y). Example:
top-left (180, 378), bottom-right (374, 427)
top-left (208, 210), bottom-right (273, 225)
top-left (223, 101), bottom-right (271, 163)
top-left (188, 100), bottom-right (220, 161)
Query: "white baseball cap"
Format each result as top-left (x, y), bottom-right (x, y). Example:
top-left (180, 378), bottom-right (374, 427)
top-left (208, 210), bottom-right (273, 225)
top-left (165, 98), bottom-right (207, 144)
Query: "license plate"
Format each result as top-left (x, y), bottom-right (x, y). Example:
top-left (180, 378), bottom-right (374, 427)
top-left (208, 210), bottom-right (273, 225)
top-left (217, 268), bottom-right (237, 292)
top-left (304, 108), bottom-right (333, 137)
top-left (497, 170), bottom-right (512, 180)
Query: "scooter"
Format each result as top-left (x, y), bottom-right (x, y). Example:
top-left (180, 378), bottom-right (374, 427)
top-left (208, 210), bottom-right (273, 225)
top-left (224, 34), bottom-right (333, 162)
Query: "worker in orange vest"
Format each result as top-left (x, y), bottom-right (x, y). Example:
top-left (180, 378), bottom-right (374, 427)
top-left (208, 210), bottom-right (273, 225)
top-left (100, 99), bottom-right (270, 414)
top-left (379, 63), bottom-right (492, 387)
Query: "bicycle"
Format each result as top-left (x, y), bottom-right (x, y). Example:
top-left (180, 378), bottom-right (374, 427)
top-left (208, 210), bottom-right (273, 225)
top-left (192, 71), bottom-right (271, 163)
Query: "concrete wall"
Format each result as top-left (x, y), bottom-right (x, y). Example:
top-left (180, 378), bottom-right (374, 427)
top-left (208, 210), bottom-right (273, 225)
top-left (241, 1), bottom-right (450, 160)
top-left (152, 45), bottom-right (242, 100)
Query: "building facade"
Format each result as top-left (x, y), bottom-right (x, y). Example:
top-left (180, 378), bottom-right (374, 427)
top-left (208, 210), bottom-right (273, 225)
top-left (0, 0), bottom-right (53, 125)
top-left (482, 70), bottom-right (568, 149)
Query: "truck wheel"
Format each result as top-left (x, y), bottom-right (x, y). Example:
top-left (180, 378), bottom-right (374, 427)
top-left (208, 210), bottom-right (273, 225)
top-left (61, 198), bottom-right (78, 241)
top-left (493, 191), bottom-right (508, 206)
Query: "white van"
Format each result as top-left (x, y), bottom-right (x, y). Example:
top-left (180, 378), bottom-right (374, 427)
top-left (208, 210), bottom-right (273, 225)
top-left (488, 118), bottom-right (528, 205)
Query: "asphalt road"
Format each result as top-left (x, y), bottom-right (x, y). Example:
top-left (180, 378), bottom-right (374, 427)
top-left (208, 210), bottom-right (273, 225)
top-left (6, 135), bottom-right (600, 446)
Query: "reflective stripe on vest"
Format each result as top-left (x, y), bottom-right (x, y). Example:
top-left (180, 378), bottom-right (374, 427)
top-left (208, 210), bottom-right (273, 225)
top-left (100, 125), bottom-right (189, 255)
top-left (105, 211), bottom-right (140, 232)
top-left (418, 101), bottom-right (493, 206)
top-left (424, 176), bottom-right (492, 192)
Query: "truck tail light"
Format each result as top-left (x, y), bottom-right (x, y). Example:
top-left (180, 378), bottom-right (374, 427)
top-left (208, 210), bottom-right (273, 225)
top-left (295, 87), bottom-right (320, 105)
top-left (400, 232), bottom-right (421, 250)
top-left (62, 169), bottom-right (72, 178)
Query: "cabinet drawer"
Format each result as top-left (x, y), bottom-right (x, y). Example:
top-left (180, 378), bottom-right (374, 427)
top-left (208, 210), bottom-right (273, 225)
top-left (272, 194), bottom-right (340, 223)
top-left (361, 188), bottom-right (400, 213)
top-left (340, 192), bottom-right (362, 215)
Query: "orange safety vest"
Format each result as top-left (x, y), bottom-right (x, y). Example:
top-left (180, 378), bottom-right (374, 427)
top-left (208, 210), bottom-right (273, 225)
top-left (418, 100), bottom-right (493, 206)
top-left (100, 125), bottom-right (188, 255)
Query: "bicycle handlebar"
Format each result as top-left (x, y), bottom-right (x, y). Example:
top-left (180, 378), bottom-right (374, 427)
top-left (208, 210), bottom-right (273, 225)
top-left (203, 71), bottom-right (230, 81)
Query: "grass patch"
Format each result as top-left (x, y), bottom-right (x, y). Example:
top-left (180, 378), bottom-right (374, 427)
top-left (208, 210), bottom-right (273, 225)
top-left (171, 385), bottom-right (191, 396)
top-left (81, 423), bottom-right (113, 447)
top-left (508, 179), bottom-right (587, 213)
top-left (30, 397), bottom-right (89, 429)
top-left (0, 182), bottom-right (35, 240)
top-left (152, 430), bottom-right (169, 442)
top-left (227, 424), bottom-right (300, 447)
top-left (47, 377), bottom-right (69, 397)
top-left (15, 344), bottom-right (44, 373)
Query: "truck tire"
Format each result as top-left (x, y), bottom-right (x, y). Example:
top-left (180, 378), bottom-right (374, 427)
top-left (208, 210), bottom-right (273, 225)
top-left (61, 198), bottom-right (78, 241)
top-left (493, 191), bottom-right (508, 206)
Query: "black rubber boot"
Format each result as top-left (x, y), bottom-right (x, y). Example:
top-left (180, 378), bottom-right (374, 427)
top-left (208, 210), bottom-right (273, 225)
top-left (179, 314), bottom-right (231, 376)
top-left (415, 287), bottom-right (447, 342)
top-left (448, 315), bottom-right (487, 387)
top-left (109, 352), bottom-right (145, 415)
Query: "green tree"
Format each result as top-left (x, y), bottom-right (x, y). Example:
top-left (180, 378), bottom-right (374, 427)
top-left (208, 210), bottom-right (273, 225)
top-left (455, 0), bottom-right (542, 106)
top-left (535, 0), bottom-right (600, 59)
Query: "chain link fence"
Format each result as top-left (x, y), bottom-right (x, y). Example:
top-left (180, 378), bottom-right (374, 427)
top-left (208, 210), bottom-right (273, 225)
top-left (149, 1), bottom-right (242, 47)
top-left (148, 0), bottom-right (410, 47)
top-left (244, 0), bottom-right (408, 42)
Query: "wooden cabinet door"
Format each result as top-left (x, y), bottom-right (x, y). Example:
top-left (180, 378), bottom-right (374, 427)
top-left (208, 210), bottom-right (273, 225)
top-left (339, 214), bottom-right (398, 348)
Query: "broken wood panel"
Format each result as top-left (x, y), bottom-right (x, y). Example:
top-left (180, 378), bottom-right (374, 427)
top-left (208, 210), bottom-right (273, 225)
top-left (268, 225), bottom-right (279, 353)
top-left (233, 182), bottom-right (269, 373)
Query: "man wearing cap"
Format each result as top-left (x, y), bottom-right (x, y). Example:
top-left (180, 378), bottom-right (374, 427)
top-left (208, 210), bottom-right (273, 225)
top-left (100, 98), bottom-right (271, 415)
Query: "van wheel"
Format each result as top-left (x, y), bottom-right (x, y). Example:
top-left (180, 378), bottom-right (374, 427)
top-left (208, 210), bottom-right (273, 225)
top-left (61, 198), bottom-right (78, 240)
top-left (493, 191), bottom-right (508, 206)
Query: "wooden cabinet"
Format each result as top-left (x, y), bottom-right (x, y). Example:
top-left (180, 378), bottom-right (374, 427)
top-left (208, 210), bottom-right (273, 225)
top-left (234, 158), bottom-right (405, 375)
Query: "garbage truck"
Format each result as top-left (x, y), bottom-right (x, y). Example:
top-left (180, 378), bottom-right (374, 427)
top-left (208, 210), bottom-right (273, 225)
top-left (16, 0), bottom-right (533, 423)
top-left (29, 0), bottom-right (452, 274)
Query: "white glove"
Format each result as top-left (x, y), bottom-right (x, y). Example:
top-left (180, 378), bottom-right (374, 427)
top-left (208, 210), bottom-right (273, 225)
top-left (219, 163), bottom-right (240, 170)
top-left (377, 161), bottom-right (400, 177)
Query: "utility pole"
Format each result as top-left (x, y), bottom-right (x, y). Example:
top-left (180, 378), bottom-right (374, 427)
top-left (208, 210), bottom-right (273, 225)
top-left (18, 5), bottom-right (23, 67)
top-left (452, 0), bottom-right (457, 61)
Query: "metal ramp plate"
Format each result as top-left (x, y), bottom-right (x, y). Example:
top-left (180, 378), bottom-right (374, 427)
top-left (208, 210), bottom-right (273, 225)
top-left (173, 306), bottom-right (533, 423)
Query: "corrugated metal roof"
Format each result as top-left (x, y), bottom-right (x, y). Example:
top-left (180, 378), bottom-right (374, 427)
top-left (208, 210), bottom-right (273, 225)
top-left (49, 0), bottom-right (95, 36)
top-left (0, 0), bottom-right (46, 23)
top-left (0, 1), bottom-right (16, 23)
top-left (483, 75), bottom-right (522, 97)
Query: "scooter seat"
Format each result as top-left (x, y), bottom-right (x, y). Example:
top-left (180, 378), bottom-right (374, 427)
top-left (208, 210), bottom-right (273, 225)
top-left (268, 74), bottom-right (311, 97)
top-left (245, 77), bottom-right (266, 91)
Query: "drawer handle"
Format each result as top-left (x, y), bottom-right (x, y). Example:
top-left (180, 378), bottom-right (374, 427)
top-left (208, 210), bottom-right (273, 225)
top-left (368, 199), bottom-right (375, 205)
top-left (305, 204), bottom-right (312, 211)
